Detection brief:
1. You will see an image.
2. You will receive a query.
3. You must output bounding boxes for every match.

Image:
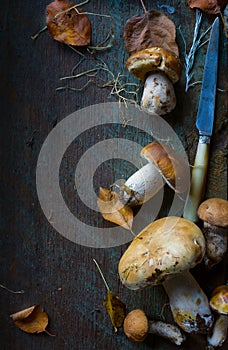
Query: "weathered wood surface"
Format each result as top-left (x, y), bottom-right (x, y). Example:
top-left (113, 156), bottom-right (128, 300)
top-left (0, 1), bottom-right (227, 349)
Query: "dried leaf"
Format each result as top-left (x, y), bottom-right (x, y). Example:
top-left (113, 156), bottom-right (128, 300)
top-left (46, 0), bottom-right (91, 46)
top-left (103, 290), bottom-right (126, 332)
top-left (187, 0), bottom-right (228, 14)
top-left (124, 10), bottom-right (179, 56)
top-left (10, 305), bottom-right (48, 334)
top-left (97, 187), bottom-right (133, 230)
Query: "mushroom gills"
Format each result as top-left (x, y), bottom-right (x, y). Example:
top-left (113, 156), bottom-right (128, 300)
top-left (141, 72), bottom-right (176, 115)
top-left (163, 271), bottom-right (213, 334)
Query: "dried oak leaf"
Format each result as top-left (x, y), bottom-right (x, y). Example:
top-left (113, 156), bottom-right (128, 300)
top-left (97, 187), bottom-right (133, 231)
top-left (104, 290), bottom-right (126, 333)
top-left (10, 305), bottom-right (48, 334)
top-left (46, 0), bottom-right (91, 46)
top-left (187, 0), bottom-right (228, 14)
top-left (124, 10), bottom-right (179, 56)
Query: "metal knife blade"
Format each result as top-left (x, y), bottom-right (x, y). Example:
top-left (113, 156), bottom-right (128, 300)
top-left (183, 17), bottom-right (220, 222)
top-left (196, 17), bottom-right (220, 137)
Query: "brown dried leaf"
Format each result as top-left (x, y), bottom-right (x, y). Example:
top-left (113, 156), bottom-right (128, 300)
top-left (187, 0), bottom-right (228, 14)
top-left (10, 305), bottom-right (49, 334)
top-left (103, 290), bottom-right (126, 333)
top-left (97, 187), bottom-right (133, 230)
top-left (46, 0), bottom-right (91, 46)
top-left (124, 10), bottom-right (179, 56)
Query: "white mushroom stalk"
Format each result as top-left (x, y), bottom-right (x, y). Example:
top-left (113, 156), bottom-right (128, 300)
top-left (114, 141), bottom-right (188, 206)
top-left (163, 271), bottom-right (213, 333)
top-left (141, 72), bottom-right (176, 115)
top-left (117, 162), bottom-right (164, 206)
top-left (207, 315), bottom-right (228, 348)
top-left (118, 216), bottom-right (213, 334)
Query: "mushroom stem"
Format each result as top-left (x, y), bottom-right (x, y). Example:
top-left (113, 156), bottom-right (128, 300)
top-left (203, 222), bottom-right (227, 268)
top-left (207, 315), bottom-right (228, 348)
top-left (141, 72), bottom-right (176, 115)
top-left (118, 162), bottom-right (164, 206)
top-left (148, 320), bottom-right (186, 345)
top-left (163, 270), bottom-right (213, 334)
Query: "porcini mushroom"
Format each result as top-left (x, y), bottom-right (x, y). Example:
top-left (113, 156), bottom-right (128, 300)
top-left (124, 10), bottom-right (182, 115)
top-left (116, 141), bottom-right (188, 206)
top-left (118, 216), bottom-right (213, 334)
top-left (207, 285), bottom-right (228, 348)
top-left (198, 198), bottom-right (228, 268)
top-left (124, 309), bottom-right (186, 345)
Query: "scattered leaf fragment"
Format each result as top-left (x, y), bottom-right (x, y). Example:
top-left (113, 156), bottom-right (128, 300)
top-left (97, 187), bottom-right (133, 230)
top-left (46, 0), bottom-right (91, 46)
top-left (187, 0), bottom-right (228, 14)
top-left (124, 10), bottom-right (179, 56)
top-left (10, 305), bottom-right (49, 334)
top-left (103, 290), bottom-right (126, 333)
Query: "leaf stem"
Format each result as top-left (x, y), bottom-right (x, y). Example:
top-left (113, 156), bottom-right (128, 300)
top-left (0, 284), bottom-right (24, 294)
top-left (93, 259), bottom-right (110, 291)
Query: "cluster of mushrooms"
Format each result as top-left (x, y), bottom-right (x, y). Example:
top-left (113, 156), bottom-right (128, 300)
top-left (97, 9), bottom-right (228, 348)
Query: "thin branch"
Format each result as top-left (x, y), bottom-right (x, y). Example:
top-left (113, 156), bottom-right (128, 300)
top-left (31, 26), bottom-right (47, 40)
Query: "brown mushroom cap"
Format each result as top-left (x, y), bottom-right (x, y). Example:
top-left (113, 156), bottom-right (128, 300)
top-left (198, 198), bottom-right (228, 227)
top-left (141, 142), bottom-right (188, 193)
top-left (123, 309), bottom-right (149, 342)
top-left (126, 47), bottom-right (182, 84)
top-left (210, 285), bottom-right (228, 315)
top-left (118, 216), bottom-right (205, 290)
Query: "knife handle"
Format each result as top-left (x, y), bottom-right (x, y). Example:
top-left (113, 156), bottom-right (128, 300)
top-left (183, 139), bottom-right (210, 222)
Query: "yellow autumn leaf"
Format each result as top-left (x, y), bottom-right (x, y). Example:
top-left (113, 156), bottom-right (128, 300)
top-left (97, 187), bottom-right (133, 230)
top-left (103, 290), bottom-right (126, 333)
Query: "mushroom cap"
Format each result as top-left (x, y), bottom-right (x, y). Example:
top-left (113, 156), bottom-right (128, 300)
top-left (118, 216), bottom-right (205, 290)
top-left (210, 285), bottom-right (228, 315)
top-left (141, 142), bottom-right (188, 193)
top-left (123, 309), bottom-right (149, 342)
top-left (126, 47), bottom-right (182, 84)
top-left (198, 198), bottom-right (228, 227)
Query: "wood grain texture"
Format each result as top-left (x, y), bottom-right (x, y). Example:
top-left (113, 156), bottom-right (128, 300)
top-left (0, 1), bottom-right (227, 349)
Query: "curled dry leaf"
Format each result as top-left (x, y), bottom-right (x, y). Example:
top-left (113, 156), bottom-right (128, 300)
top-left (124, 10), bottom-right (179, 56)
top-left (97, 187), bottom-right (133, 231)
top-left (187, 0), bottom-right (228, 14)
top-left (104, 290), bottom-right (126, 333)
top-left (10, 305), bottom-right (49, 334)
top-left (46, 0), bottom-right (91, 46)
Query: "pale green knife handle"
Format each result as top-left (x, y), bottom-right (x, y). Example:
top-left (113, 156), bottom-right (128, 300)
top-left (183, 140), bottom-right (210, 222)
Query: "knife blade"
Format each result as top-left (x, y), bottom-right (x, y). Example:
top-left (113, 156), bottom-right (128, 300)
top-left (183, 17), bottom-right (220, 222)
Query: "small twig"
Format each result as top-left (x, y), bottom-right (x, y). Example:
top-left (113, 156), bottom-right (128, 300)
top-left (93, 259), bottom-right (110, 291)
top-left (31, 26), bottom-right (47, 40)
top-left (54, 0), bottom-right (90, 19)
top-left (140, 0), bottom-right (147, 13)
top-left (0, 284), bottom-right (24, 294)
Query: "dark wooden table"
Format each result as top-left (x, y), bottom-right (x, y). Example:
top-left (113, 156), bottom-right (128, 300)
top-left (0, 1), bottom-right (227, 349)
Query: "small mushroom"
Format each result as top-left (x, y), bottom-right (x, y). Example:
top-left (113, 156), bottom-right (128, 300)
top-left (124, 10), bottom-right (182, 115)
top-left (123, 309), bottom-right (186, 345)
top-left (198, 198), bottom-right (228, 268)
top-left (207, 285), bottom-right (228, 348)
top-left (118, 216), bottom-right (213, 334)
top-left (116, 141), bottom-right (188, 206)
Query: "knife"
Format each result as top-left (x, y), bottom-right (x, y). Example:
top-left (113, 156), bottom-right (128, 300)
top-left (183, 17), bottom-right (220, 222)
